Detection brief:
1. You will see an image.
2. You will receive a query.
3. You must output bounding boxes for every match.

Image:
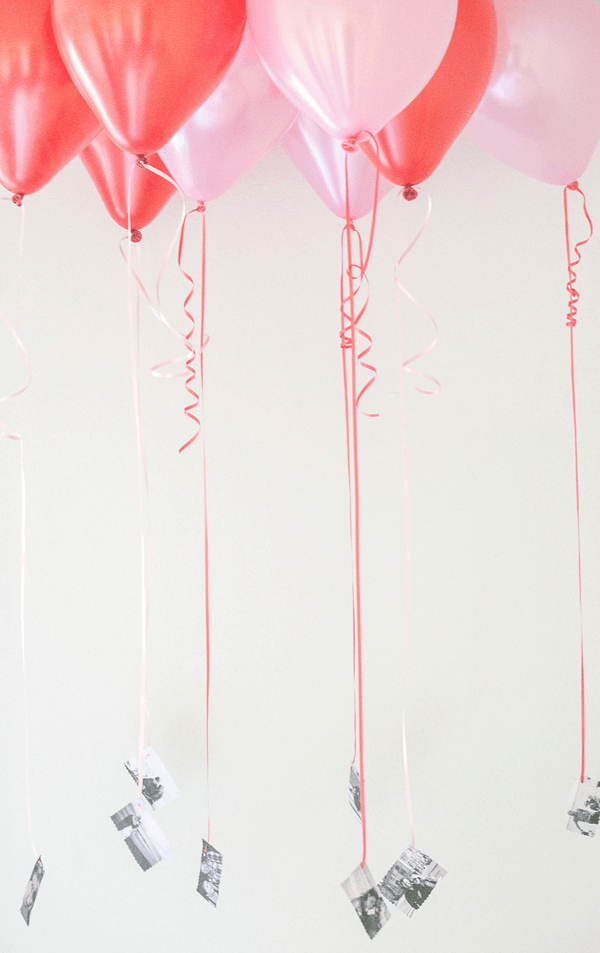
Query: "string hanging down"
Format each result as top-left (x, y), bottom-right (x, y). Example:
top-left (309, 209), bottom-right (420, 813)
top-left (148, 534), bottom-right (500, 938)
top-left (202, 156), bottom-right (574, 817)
top-left (563, 181), bottom-right (593, 783)
top-left (135, 157), bottom-right (213, 842)
top-left (393, 190), bottom-right (439, 849)
top-left (340, 136), bottom-right (380, 869)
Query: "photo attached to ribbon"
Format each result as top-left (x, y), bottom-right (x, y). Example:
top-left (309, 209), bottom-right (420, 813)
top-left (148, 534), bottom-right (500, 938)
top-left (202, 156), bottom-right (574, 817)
top-left (20, 856), bottom-right (44, 926)
top-left (197, 840), bottom-right (223, 907)
top-left (124, 746), bottom-right (181, 811)
top-left (341, 863), bottom-right (390, 939)
top-left (567, 777), bottom-right (600, 837)
top-left (379, 845), bottom-right (446, 918)
top-left (349, 764), bottom-right (362, 822)
top-left (111, 798), bottom-right (172, 871)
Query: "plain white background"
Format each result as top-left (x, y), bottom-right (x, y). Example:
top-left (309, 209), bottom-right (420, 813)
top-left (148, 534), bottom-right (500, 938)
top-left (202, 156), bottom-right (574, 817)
top-left (0, 122), bottom-right (599, 952)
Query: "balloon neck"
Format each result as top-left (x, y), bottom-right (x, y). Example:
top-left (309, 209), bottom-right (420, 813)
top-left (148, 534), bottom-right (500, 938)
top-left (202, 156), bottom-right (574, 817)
top-left (342, 131), bottom-right (369, 152)
top-left (12, 193), bottom-right (24, 206)
top-left (131, 228), bottom-right (142, 243)
top-left (136, 154), bottom-right (148, 167)
top-left (567, 181), bottom-right (579, 191)
top-left (402, 185), bottom-right (418, 202)
top-left (196, 201), bottom-right (206, 213)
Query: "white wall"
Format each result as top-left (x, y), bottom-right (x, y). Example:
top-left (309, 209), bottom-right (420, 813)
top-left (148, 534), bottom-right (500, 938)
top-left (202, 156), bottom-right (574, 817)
top-left (1, 130), bottom-right (599, 951)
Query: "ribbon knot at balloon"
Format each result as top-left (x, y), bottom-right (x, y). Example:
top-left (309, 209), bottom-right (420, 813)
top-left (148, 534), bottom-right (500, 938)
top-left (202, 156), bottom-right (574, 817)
top-left (402, 186), bottom-right (418, 202)
top-left (12, 193), bottom-right (24, 207)
top-left (131, 229), bottom-right (143, 243)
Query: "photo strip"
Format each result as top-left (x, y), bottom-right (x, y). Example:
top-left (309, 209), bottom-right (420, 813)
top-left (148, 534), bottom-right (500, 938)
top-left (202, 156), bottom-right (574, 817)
top-left (379, 845), bottom-right (446, 918)
top-left (20, 856), bottom-right (44, 926)
top-left (567, 776), bottom-right (600, 837)
top-left (349, 764), bottom-right (362, 822)
top-left (124, 746), bottom-right (181, 811)
top-left (197, 840), bottom-right (223, 907)
top-left (111, 798), bottom-right (172, 871)
top-left (341, 863), bottom-right (390, 939)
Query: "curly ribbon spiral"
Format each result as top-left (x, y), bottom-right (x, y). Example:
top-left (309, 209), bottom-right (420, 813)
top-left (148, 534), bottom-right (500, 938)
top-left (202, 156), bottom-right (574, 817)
top-left (0, 202), bottom-right (37, 861)
top-left (563, 181), bottom-right (593, 783)
top-left (340, 134), bottom-right (381, 869)
top-left (394, 192), bottom-right (440, 394)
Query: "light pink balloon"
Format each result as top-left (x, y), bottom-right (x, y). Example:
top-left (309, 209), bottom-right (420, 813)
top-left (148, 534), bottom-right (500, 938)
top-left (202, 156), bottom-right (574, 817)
top-left (159, 28), bottom-right (298, 203)
top-left (465, 0), bottom-right (600, 185)
top-left (247, 0), bottom-right (458, 142)
top-left (282, 112), bottom-right (394, 220)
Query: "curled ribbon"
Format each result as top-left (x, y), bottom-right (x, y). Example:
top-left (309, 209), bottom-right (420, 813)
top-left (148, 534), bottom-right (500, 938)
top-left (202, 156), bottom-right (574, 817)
top-left (394, 192), bottom-right (440, 395)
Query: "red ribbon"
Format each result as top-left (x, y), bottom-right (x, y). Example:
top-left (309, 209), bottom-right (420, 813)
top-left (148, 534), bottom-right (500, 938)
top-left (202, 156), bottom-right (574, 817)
top-left (563, 182), bottom-right (593, 783)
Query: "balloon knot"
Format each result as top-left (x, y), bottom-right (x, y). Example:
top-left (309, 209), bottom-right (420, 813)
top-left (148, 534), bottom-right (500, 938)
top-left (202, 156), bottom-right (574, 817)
top-left (12, 193), bottom-right (24, 206)
top-left (136, 154), bottom-right (148, 167)
top-left (131, 228), bottom-right (142, 243)
top-left (342, 137), bottom-right (358, 153)
top-left (196, 201), bottom-right (206, 213)
top-left (402, 185), bottom-right (418, 202)
top-left (567, 181), bottom-right (579, 191)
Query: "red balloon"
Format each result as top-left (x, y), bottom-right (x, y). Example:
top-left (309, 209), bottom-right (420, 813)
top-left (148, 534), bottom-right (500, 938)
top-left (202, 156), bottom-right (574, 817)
top-left (0, 0), bottom-right (101, 196)
top-left (52, 0), bottom-right (246, 156)
top-left (361, 0), bottom-right (496, 187)
top-left (80, 131), bottom-right (175, 231)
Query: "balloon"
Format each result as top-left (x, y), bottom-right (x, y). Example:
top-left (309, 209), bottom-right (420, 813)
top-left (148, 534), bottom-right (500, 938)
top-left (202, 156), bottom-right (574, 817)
top-left (0, 0), bottom-right (100, 196)
top-left (160, 28), bottom-right (297, 204)
top-left (282, 113), bottom-right (394, 220)
top-left (361, 0), bottom-right (496, 188)
top-left (465, 0), bottom-right (600, 185)
top-left (80, 131), bottom-right (175, 231)
top-left (52, 0), bottom-right (246, 156)
top-left (247, 0), bottom-right (458, 142)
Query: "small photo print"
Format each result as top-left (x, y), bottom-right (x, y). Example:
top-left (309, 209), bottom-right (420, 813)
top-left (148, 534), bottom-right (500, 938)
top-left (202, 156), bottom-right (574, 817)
top-left (379, 845), bottom-right (446, 918)
top-left (124, 746), bottom-right (181, 811)
top-left (197, 840), bottom-right (223, 907)
top-left (111, 798), bottom-right (172, 871)
top-left (349, 764), bottom-right (362, 822)
top-left (567, 776), bottom-right (600, 837)
top-left (20, 856), bottom-right (44, 926)
top-left (342, 863), bottom-right (390, 939)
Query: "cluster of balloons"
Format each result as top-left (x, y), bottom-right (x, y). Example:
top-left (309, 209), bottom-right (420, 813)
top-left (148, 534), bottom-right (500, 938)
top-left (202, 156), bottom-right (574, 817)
top-left (0, 0), bottom-right (599, 229)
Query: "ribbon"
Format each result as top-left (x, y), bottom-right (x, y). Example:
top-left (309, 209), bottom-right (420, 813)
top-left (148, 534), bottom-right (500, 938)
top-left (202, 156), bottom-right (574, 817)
top-left (394, 193), bottom-right (440, 395)
top-left (563, 181), bottom-right (593, 783)
top-left (0, 203), bottom-right (37, 860)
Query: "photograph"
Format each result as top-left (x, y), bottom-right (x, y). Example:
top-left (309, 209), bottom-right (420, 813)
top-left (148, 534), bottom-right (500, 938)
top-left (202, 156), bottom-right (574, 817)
top-left (379, 845), bottom-right (447, 918)
top-left (341, 863), bottom-right (390, 939)
top-left (349, 764), bottom-right (362, 822)
top-left (196, 840), bottom-right (223, 907)
top-left (124, 746), bottom-right (181, 811)
top-left (567, 777), bottom-right (600, 837)
top-left (20, 856), bottom-right (44, 926)
top-left (110, 798), bottom-right (172, 871)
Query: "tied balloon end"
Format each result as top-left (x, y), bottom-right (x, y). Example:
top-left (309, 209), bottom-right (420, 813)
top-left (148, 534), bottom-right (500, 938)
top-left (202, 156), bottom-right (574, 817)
top-left (567, 181), bottom-right (579, 191)
top-left (130, 228), bottom-right (142, 243)
top-left (196, 201), bottom-right (206, 214)
top-left (342, 131), bottom-right (369, 153)
top-left (12, 193), bottom-right (24, 207)
top-left (136, 154), bottom-right (148, 168)
top-left (402, 185), bottom-right (418, 202)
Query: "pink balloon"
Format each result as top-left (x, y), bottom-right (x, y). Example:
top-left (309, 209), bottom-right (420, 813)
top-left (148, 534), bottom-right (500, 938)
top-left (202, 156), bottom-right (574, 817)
top-left (247, 0), bottom-right (458, 142)
top-left (465, 0), bottom-right (600, 185)
top-left (282, 112), bottom-right (393, 220)
top-left (159, 28), bottom-right (298, 203)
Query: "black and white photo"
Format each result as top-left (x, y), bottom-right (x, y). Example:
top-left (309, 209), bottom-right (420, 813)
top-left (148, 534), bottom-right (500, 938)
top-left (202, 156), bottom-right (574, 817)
top-left (111, 798), bottom-right (172, 871)
top-left (197, 840), bottom-right (223, 907)
top-left (349, 764), bottom-right (362, 822)
top-left (124, 746), bottom-right (181, 810)
top-left (567, 776), bottom-right (600, 837)
top-left (341, 863), bottom-right (390, 939)
top-left (20, 856), bottom-right (44, 926)
top-left (379, 845), bottom-right (446, 917)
